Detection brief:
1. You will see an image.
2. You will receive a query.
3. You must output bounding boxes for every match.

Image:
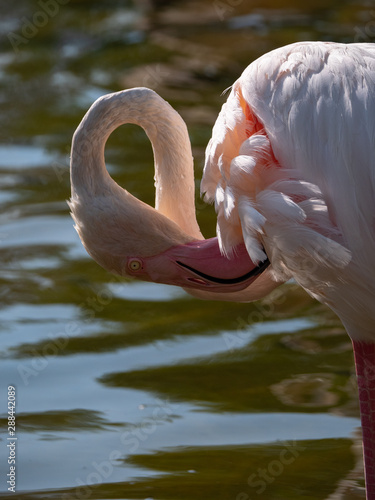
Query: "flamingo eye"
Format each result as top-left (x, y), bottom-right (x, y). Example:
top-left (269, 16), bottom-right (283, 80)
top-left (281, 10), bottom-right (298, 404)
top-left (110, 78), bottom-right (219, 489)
top-left (128, 259), bottom-right (142, 271)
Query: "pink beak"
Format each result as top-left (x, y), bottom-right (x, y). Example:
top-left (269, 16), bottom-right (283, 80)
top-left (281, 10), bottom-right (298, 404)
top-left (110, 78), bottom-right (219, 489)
top-left (125, 237), bottom-right (269, 293)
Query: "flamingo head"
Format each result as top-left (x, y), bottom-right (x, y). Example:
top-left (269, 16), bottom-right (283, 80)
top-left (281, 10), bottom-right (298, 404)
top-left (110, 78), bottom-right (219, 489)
top-left (69, 182), bottom-right (271, 297)
top-left (125, 237), bottom-right (270, 293)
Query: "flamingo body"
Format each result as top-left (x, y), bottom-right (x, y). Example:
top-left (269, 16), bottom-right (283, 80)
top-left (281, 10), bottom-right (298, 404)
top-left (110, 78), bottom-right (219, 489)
top-left (202, 41), bottom-right (375, 342)
top-left (70, 42), bottom-right (375, 498)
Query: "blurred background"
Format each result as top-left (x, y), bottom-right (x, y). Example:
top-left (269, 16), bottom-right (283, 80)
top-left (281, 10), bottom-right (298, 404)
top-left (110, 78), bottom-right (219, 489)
top-left (0, 0), bottom-right (374, 499)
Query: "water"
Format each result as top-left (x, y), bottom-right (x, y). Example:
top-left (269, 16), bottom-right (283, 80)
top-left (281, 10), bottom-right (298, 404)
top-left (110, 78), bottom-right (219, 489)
top-left (0, 1), bottom-right (372, 498)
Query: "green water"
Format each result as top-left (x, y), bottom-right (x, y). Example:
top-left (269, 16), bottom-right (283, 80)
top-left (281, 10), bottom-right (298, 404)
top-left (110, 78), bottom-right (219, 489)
top-left (0, 1), bottom-right (372, 498)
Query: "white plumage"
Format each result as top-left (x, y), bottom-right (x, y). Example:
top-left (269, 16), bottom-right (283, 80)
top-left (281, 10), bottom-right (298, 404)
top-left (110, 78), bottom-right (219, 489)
top-left (201, 41), bottom-right (375, 342)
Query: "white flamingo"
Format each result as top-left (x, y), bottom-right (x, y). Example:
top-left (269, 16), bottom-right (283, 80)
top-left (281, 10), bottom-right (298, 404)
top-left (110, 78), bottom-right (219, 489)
top-left (70, 41), bottom-right (375, 498)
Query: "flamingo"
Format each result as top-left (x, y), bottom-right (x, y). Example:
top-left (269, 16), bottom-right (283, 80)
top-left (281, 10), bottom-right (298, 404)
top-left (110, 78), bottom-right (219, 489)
top-left (70, 41), bottom-right (375, 498)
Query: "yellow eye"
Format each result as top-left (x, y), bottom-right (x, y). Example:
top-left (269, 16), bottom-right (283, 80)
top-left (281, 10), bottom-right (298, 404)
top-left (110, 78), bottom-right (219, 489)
top-left (128, 259), bottom-right (142, 271)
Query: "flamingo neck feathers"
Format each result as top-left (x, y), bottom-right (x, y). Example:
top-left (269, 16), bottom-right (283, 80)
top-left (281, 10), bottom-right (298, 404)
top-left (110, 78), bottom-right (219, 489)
top-left (202, 83), bottom-right (351, 282)
top-left (70, 87), bottom-right (202, 240)
top-left (201, 82), bottom-right (374, 336)
top-left (202, 44), bottom-right (375, 341)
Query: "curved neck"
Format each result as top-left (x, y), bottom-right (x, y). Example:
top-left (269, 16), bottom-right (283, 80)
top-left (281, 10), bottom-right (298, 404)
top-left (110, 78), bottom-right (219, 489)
top-left (70, 87), bottom-right (202, 239)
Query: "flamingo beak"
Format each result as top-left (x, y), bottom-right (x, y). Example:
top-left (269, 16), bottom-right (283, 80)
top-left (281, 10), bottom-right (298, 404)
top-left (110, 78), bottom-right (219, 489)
top-left (124, 237), bottom-right (270, 293)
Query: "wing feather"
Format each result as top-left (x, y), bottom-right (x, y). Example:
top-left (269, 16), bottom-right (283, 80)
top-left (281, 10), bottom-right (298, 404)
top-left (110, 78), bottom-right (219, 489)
top-left (201, 40), bottom-right (375, 337)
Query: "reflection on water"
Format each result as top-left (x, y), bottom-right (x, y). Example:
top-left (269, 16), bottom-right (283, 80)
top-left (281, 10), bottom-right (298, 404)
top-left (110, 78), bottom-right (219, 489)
top-left (0, 1), bottom-right (372, 499)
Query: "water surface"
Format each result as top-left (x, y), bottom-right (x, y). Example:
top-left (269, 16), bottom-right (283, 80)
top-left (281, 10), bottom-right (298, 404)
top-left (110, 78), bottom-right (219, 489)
top-left (0, 1), bottom-right (372, 498)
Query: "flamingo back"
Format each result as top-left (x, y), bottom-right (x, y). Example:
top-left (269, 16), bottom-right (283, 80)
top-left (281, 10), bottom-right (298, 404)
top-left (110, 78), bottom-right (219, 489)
top-left (201, 42), bottom-right (375, 339)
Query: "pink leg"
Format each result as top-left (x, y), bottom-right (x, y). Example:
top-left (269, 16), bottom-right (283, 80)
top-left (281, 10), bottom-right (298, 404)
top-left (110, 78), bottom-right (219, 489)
top-left (352, 340), bottom-right (375, 500)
